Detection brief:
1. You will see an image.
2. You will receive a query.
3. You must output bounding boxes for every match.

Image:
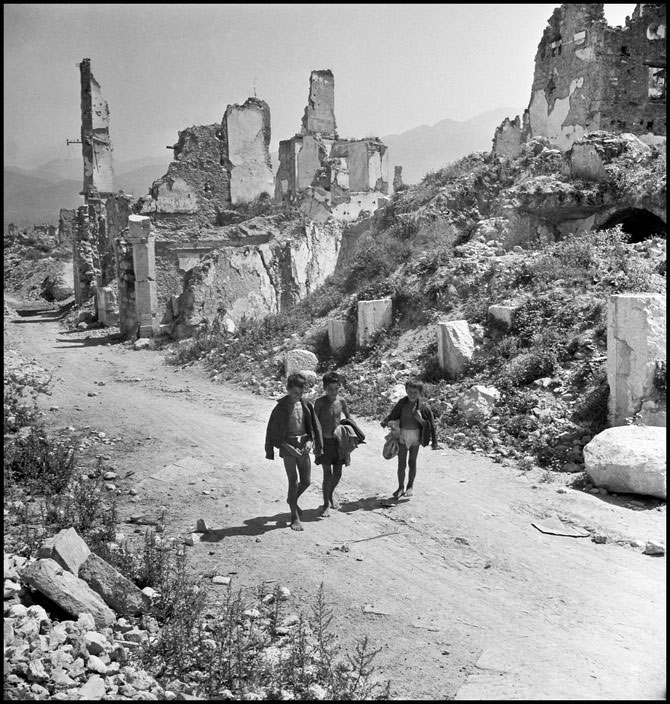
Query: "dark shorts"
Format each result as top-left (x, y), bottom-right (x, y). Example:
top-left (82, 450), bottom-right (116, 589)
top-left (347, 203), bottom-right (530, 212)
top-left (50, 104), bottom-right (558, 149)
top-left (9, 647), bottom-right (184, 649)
top-left (319, 437), bottom-right (341, 466)
top-left (279, 434), bottom-right (309, 459)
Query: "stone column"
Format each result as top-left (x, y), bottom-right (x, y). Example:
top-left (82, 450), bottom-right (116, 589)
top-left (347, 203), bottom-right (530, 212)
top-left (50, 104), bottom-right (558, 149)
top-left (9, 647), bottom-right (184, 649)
top-left (607, 293), bottom-right (666, 427)
top-left (437, 320), bottom-right (475, 379)
top-left (128, 215), bottom-right (158, 337)
top-left (357, 298), bottom-right (392, 347)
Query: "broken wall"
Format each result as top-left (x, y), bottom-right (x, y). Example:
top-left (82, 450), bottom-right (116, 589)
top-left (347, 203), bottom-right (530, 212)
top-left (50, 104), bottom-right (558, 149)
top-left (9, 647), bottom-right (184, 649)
top-left (222, 97), bottom-right (274, 205)
top-left (163, 216), bottom-right (344, 339)
top-left (301, 70), bottom-right (336, 137)
top-left (79, 59), bottom-right (114, 197)
top-left (496, 3), bottom-right (666, 154)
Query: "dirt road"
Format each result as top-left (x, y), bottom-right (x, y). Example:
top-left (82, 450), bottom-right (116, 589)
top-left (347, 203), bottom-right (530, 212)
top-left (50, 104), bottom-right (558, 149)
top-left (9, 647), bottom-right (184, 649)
top-left (5, 303), bottom-right (666, 700)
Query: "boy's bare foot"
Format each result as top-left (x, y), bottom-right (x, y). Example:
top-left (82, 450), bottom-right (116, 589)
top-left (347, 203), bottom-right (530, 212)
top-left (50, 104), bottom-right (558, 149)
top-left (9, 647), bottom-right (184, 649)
top-left (405, 487), bottom-right (413, 497)
top-left (290, 518), bottom-right (304, 531)
top-left (319, 505), bottom-right (331, 517)
top-left (392, 488), bottom-right (405, 500)
top-left (330, 498), bottom-right (339, 509)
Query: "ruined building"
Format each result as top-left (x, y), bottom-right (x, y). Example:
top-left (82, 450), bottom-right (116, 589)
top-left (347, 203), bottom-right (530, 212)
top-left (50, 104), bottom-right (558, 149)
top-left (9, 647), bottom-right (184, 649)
top-left (493, 3), bottom-right (666, 156)
top-left (275, 70), bottom-right (390, 221)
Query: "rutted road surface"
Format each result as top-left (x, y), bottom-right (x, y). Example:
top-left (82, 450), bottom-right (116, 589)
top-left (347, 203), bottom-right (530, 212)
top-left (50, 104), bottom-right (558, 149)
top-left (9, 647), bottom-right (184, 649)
top-left (6, 304), bottom-right (666, 700)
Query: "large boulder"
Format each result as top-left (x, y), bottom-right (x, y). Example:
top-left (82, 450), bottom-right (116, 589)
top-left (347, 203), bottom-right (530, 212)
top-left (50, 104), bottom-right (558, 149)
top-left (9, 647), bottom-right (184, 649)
top-left (437, 320), bottom-right (475, 379)
top-left (37, 527), bottom-right (90, 575)
top-left (285, 349), bottom-right (318, 378)
top-left (78, 553), bottom-right (151, 618)
top-left (457, 385), bottom-right (501, 421)
top-left (583, 426), bottom-right (666, 499)
top-left (20, 558), bottom-right (116, 628)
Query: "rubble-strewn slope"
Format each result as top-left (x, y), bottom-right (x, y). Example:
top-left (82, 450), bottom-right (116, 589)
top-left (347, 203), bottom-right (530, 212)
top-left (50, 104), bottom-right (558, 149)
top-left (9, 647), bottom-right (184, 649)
top-left (171, 132), bottom-right (666, 474)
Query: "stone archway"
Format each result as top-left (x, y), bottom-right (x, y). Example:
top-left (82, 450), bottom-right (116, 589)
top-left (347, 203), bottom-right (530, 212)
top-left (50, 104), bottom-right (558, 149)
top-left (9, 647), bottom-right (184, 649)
top-left (598, 208), bottom-right (666, 243)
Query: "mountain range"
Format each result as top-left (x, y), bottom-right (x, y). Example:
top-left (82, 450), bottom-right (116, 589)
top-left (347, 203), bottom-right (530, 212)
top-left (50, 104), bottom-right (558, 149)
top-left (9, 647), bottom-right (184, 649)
top-left (4, 107), bottom-right (521, 230)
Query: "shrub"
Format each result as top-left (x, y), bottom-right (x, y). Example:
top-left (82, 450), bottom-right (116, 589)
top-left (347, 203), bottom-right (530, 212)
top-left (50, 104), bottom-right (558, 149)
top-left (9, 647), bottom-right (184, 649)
top-left (5, 428), bottom-right (76, 495)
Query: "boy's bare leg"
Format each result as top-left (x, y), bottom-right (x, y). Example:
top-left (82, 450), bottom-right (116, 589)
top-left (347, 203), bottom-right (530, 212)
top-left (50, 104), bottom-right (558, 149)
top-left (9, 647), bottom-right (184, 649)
top-left (405, 445), bottom-right (420, 497)
top-left (283, 459), bottom-right (302, 529)
top-left (320, 464), bottom-right (332, 516)
top-left (292, 454), bottom-right (311, 528)
top-left (394, 445), bottom-right (408, 499)
top-left (329, 464), bottom-right (343, 508)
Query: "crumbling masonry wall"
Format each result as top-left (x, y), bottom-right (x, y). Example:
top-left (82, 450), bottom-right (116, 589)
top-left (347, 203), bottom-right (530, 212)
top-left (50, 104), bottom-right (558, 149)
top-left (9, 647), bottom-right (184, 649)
top-left (72, 201), bottom-right (107, 305)
top-left (494, 3), bottom-right (666, 156)
top-left (275, 69), bottom-right (389, 220)
top-left (80, 58), bottom-right (114, 197)
top-left (221, 98), bottom-right (274, 205)
top-left (529, 3), bottom-right (666, 150)
top-left (301, 70), bottom-right (336, 137)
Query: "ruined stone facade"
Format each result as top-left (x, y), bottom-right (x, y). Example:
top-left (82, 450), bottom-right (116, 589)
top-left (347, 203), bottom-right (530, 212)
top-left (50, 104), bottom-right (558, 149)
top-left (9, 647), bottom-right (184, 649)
top-left (493, 3), bottom-right (666, 156)
top-left (275, 70), bottom-right (389, 221)
top-left (79, 59), bottom-right (114, 197)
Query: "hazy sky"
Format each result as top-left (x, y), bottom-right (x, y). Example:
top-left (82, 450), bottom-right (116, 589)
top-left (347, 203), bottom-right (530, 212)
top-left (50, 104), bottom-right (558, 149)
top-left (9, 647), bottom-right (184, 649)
top-left (4, 3), bottom-right (635, 168)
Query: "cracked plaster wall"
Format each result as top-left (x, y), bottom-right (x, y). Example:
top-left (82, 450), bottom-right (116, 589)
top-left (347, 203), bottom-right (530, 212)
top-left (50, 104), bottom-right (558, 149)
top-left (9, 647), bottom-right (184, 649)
top-left (222, 98), bottom-right (274, 205)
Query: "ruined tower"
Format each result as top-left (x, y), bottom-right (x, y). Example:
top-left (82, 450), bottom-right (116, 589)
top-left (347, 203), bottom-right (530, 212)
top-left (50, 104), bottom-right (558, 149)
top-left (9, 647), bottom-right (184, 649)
top-left (79, 58), bottom-right (114, 197)
top-left (301, 69), bottom-right (337, 137)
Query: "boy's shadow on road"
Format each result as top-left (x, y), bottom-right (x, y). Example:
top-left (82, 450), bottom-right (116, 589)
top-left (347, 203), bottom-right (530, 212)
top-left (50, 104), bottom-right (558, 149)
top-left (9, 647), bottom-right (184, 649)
top-left (338, 495), bottom-right (409, 513)
top-left (201, 509), bottom-right (322, 541)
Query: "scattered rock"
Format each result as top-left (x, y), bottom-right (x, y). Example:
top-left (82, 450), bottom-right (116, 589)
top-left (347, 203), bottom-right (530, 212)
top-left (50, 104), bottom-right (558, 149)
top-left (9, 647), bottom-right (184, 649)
top-left (643, 541), bottom-right (665, 556)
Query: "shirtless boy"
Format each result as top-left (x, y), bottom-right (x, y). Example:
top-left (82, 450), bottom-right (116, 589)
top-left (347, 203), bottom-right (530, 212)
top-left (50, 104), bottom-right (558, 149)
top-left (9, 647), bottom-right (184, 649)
top-left (265, 373), bottom-right (323, 531)
top-left (313, 371), bottom-right (351, 517)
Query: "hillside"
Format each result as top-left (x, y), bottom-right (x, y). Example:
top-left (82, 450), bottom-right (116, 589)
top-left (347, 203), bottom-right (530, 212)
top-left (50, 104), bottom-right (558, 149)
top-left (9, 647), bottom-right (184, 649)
top-left (170, 133), bottom-right (666, 475)
top-left (3, 157), bottom-right (170, 230)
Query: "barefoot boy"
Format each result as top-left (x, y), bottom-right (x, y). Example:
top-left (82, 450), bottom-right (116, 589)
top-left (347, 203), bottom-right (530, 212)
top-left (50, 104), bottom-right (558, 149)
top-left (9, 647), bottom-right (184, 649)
top-left (265, 373), bottom-right (323, 531)
top-left (381, 378), bottom-right (438, 499)
top-left (313, 371), bottom-right (351, 517)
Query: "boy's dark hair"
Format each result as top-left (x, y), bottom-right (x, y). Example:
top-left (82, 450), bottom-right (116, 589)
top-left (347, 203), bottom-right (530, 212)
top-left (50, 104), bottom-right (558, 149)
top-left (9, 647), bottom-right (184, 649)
top-left (322, 371), bottom-right (342, 387)
top-left (405, 378), bottom-right (424, 392)
top-left (287, 373), bottom-right (307, 390)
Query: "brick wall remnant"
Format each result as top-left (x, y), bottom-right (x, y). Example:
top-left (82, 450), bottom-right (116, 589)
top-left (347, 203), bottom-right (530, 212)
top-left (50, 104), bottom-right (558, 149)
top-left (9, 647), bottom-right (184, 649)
top-left (493, 3), bottom-right (666, 155)
top-left (222, 98), bottom-right (274, 205)
top-left (393, 165), bottom-right (404, 192)
top-left (607, 293), bottom-right (666, 427)
top-left (301, 70), bottom-right (336, 137)
top-left (79, 59), bottom-right (114, 197)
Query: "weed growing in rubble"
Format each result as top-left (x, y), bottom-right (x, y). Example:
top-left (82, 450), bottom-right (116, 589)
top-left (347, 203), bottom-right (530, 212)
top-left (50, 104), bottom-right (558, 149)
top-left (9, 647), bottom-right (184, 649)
top-left (129, 541), bottom-right (391, 700)
top-left (4, 427), bottom-right (76, 495)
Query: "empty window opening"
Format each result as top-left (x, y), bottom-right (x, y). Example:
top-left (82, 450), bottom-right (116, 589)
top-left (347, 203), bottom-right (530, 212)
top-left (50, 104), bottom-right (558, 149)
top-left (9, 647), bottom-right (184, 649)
top-left (621, 45), bottom-right (630, 56)
top-left (599, 208), bottom-right (666, 243)
top-left (648, 66), bottom-right (666, 100)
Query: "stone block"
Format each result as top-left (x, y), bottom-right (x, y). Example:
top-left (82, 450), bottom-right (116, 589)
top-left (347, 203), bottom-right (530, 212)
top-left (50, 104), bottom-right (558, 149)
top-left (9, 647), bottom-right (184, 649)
top-left (456, 385), bottom-right (501, 420)
top-left (607, 294), bottom-right (666, 426)
top-left (583, 426), bottom-right (666, 499)
top-left (37, 527), bottom-right (91, 576)
top-left (437, 320), bottom-right (475, 378)
top-left (20, 558), bottom-right (116, 628)
top-left (488, 305), bottom-right (518, 330)
top-left (285, 349), bottom-right (318, 377)
top-left (78, 553), bottom-right (151, 618)
top-left (327, 319), bottom-right (347, 353)
top-left (357, 298), bottom-right (392, 347)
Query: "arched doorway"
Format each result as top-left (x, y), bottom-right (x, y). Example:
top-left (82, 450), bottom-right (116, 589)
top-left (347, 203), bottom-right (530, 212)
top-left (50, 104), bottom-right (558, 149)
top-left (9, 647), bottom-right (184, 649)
top-left (598, 208), bottom-right (666, 243)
